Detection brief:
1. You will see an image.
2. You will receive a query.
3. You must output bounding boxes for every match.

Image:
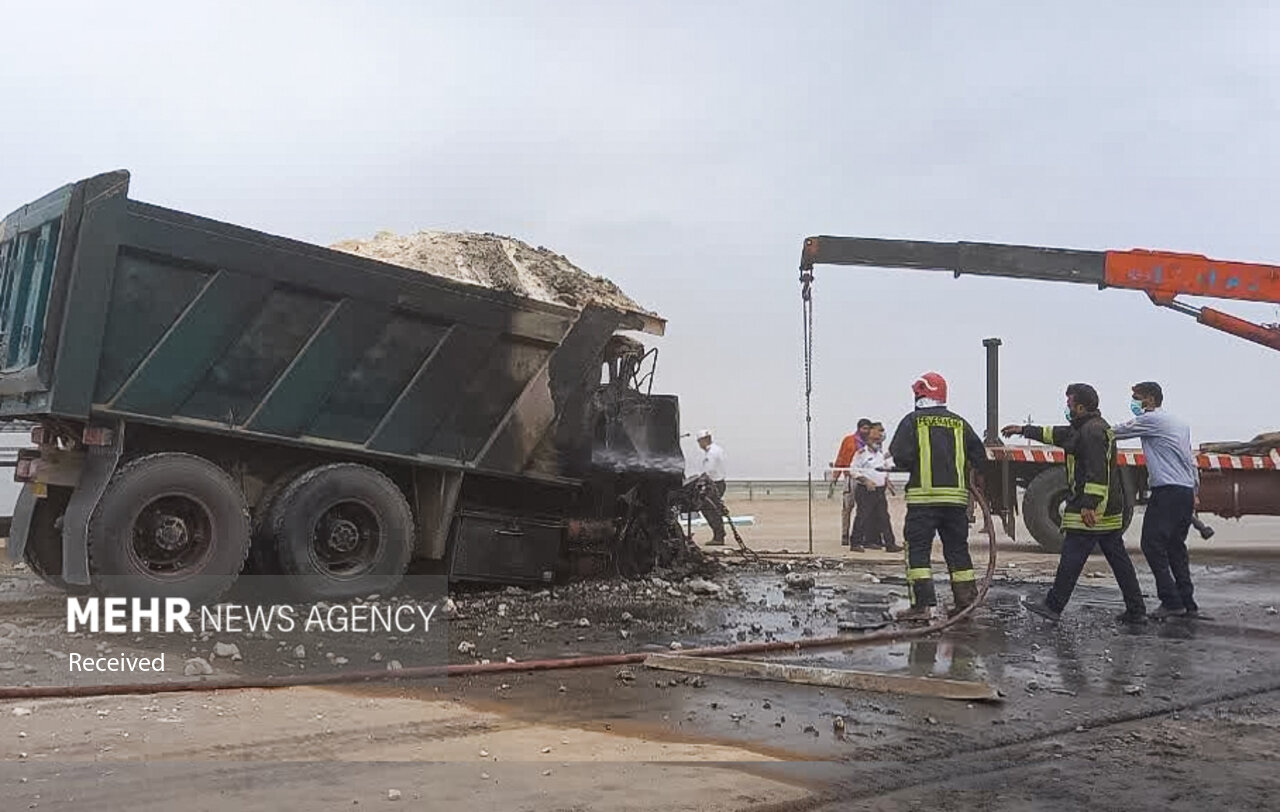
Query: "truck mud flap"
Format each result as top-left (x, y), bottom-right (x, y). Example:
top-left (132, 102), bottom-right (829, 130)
top-left (59, 423), bottom-right (124, 585)
top-left (447, 510), bottom-right (562, 585)
top-left (5, 484), bottom-right (39, 562)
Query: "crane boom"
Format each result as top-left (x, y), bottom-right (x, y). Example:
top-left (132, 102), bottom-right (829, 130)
top-left (800, 236), bottom-right (1280, 351)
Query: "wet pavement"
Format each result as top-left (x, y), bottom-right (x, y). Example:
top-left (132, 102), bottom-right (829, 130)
top-left (3, 546), bottom-right (1280, 809)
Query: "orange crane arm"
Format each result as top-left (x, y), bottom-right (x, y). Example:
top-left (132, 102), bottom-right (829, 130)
top-left (800, 237), bottom-right (1280, 352)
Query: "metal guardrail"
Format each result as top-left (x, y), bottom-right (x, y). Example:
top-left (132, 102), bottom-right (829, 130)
top-left (723, 477), bottom-right (909, 501)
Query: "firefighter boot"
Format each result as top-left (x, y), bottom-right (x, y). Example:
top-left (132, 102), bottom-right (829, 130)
top-left (947, 580), bottom-right (979, 618)
top-left (895, 578), bottom-right (936, 623)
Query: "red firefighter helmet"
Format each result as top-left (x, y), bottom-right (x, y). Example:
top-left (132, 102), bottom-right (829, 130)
top-left (912, 372), bottom-right (948, 403)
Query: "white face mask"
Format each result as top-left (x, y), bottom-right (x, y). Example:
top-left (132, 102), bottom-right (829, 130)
top-left (915, 397), bottom-right (945, 409)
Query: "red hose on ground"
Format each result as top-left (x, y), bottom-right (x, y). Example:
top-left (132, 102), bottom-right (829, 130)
top-left (0, 492), bottom-right (998, 701)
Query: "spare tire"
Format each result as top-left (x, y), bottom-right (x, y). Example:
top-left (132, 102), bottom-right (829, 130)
top-left (86, 453), bottom-right (251, 604)
top-left (1022, 467), bottom-right (1135, 554)
top-left (269, 463), bottom-right (414, 601)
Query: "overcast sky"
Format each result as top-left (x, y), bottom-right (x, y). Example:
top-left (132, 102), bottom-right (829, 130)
top-left (4, 1), bottom-right (1278, 478)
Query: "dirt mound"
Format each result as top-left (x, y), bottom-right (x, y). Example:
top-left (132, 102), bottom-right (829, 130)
top-left (331, 230), bottom-right (653, 316)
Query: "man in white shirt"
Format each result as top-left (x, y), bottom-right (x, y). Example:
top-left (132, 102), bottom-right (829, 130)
top-left (697, 429), bottom-right (728, 545)
top-left (1112, 381), bottom-right (1201, 618)
top-left (849, 422), bottom-right (901, 552)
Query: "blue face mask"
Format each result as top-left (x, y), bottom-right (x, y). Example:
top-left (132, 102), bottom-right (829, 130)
top-left (1130, 399), bottom-right (1145, 417)
top-left (1063, 407), bottom-right (1073, 423)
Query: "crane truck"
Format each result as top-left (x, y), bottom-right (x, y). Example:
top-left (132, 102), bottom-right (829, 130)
top-left (801, 236), bottom-right (1279, 552)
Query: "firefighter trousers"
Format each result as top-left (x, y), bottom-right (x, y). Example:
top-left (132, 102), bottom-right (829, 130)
top-left (1046, 530), bottom-right (1145, 615)
top-left (903, 505), bottom-right (974, 607)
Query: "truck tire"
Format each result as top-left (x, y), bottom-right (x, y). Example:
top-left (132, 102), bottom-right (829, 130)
top-left (244, 465), bottom-right (313, 576)
top-left (269, 464), bottom-right (413, 601)
top-left (86, 453), bottom-right (251, 604)
top-left (1022, 467), bottom-right (1136, 554)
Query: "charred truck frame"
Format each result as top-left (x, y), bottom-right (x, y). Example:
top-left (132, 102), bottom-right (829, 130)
top-left (1, 171), bottom-right (686, 603)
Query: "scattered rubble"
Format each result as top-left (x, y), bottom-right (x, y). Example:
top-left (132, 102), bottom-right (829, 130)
top-left (686, 578), bottom-right (722, 596)
top-left (784, 573), bottom-right (816, 591)
top-left (212, 642), bottom-right (241, 661)
top-left (183, 658), bottom-right (214, 677)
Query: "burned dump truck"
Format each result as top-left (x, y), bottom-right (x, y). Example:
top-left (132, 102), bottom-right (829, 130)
top-left (0, 170), bottom-right (687, 604)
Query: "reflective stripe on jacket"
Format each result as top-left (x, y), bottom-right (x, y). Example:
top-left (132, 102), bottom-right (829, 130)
top-left (1023, 412), bottom-right (1124, 532)
top-left (889, 407), bottom-right (986, 507)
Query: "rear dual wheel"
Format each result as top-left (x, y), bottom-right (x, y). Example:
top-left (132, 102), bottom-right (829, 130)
top-left (267, 464), bottom-right (414, 601)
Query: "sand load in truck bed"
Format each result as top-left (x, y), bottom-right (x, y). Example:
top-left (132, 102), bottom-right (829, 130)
top-left (331, 230), bottom-right (654, 319)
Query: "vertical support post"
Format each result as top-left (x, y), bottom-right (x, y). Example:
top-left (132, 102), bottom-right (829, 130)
top-left (982, 337), bottom-right (1002, 444)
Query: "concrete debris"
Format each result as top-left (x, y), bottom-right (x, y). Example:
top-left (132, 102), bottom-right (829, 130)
top-left (497, 603), bottom-right (508, 617)
top-left (784, 572), bottom-right (816, 591)
top-left (293, 645), bottom-right (307, 660)
top-left (371, 652), bottom-right (384, 662)
top-left (183, 658), bottom-right (214, 677)
top-left (212, 642), bottom-right (241, 660)
top-left (619, 630), bottom-right (630, 640)
top-left (387, 788), bottom-right (402, 801)
top-left (334, 657), bottom-right (349, 665)
top-left (686, 578), bottom-right (722, 596)
top-left (577, 617), bottom-right (591, 628)
top-left (616, 668), bottom-right (636, 683)
top-left (669, 642), bottom-right (684, 651)
top-left (458, 641), bottom-right (477, 655)
top-left (442, 598), bottom-right (458, 616)
top-left (1124, 684), bottom-right (1144, 695)
top-left (12, 707), bottom-right (32, 717)
top-left (387, 660), bottom-right (403, 671)
top-left (330, 230), bottom-right (653, 317)
top-left (1266, 606), bottom-right (1278, 615)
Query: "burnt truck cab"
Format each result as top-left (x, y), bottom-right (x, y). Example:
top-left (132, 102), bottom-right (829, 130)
top-left (0, 171), bottom-right (684, 603)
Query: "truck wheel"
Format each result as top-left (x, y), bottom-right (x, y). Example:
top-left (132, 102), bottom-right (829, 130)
top-left (1022, 467), bottom-right (1137, 554)
top-left (1023, 468), bottom-right (1070, 553)
top-left (86, 453), bottom-right (251, 603)
top-left (22, 485), bottom-right (75, 591)
top-left (269, 464), bottom-right (413, 601)
top-left (244, 466), bottom-right (312, 576)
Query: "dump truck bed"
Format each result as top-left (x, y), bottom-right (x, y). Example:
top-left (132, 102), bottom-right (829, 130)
top-left (0, 171), bottom-right (665, 481)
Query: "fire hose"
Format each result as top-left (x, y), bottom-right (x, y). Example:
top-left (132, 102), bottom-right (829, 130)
top-left (0, 489), bottom-right (997, 701)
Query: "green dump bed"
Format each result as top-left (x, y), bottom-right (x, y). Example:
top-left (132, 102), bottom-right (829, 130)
top-left (0, 171), bottom-right (668, 481)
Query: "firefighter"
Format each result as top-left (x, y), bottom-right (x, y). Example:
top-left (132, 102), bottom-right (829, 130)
top-left (1002, 383), bottom-right (1147, 623)
top-left (887, 372), bottom-right (987, 621)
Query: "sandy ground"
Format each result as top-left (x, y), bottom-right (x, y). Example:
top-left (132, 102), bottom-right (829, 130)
top-left (703, 488), bottom-right (1280, 563)
top-left (3, 497), bottom-right (1280, 810)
